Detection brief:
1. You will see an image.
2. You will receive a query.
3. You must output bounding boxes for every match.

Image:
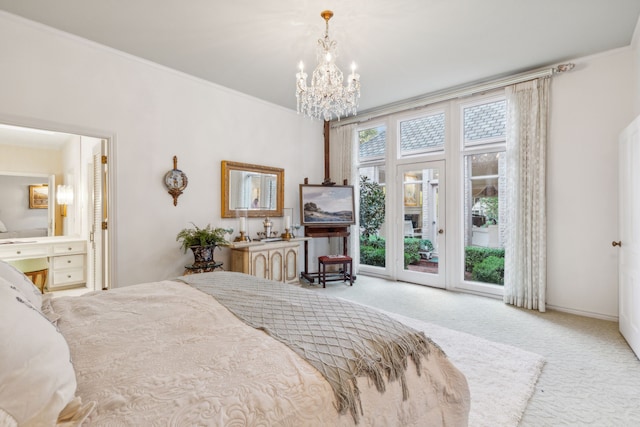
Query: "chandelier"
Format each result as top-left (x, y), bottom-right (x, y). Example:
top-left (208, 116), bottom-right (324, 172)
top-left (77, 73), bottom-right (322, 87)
top-left (296, 10), bottom-right (361, 121)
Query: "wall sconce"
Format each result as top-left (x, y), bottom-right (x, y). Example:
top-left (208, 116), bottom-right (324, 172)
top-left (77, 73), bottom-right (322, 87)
top-left (56, 185), bottom-right (74, 217)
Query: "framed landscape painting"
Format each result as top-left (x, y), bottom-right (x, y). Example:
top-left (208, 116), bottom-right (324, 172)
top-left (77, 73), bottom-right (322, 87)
top-left (28, 184), bottom-right (48, 209)
top-left (300, 184), bottom-right (355, 226)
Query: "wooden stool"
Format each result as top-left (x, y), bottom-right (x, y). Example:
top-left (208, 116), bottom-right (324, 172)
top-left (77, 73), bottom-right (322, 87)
top-left (318, 255), bottom-right (353, 288)
top-left (24, 269), bottom-right (48, 294)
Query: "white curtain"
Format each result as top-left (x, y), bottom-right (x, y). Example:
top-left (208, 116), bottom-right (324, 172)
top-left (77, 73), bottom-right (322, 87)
top-left (329, 124), bottom-right (357, 186)
top-left (503, 78), bottom-right (549, 312)
top-left (329, 124), bottom-right (358, 260)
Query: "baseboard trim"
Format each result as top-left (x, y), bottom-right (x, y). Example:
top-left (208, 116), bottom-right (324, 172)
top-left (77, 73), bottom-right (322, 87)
top-left (357, 271), bottom-right (620, 322)
top-left (546, 304), bottom-right (619, 322)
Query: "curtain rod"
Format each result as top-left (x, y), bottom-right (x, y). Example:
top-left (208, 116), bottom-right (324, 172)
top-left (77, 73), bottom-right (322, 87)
top-left (331, 63), bottom-right (574, 128)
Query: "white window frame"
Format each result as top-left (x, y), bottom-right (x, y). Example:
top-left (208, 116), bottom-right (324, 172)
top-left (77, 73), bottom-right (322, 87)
top-left (358, 124), bottom-right (387, 163)
top-left (349, 90), bottom-right (511, 299)
top-left (397, 109), bottom-right (447, 158)
top-left (356, 121), bottom-right (390, 277)
top-left (460, 97), bottom-right (507, 149)
top-left (452, 95), bottom-right (507, 296)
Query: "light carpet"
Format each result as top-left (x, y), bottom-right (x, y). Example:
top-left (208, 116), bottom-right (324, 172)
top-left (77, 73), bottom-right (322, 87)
top-left (385, 311), bottom-right (545, 427)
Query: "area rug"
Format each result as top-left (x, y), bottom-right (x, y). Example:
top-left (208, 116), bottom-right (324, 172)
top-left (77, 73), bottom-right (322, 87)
top-left (384, 311), bottom-right (545, 427)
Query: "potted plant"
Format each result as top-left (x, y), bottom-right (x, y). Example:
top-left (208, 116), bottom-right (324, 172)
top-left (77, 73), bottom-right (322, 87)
top-left (176, 223), bottom-right (233, 266)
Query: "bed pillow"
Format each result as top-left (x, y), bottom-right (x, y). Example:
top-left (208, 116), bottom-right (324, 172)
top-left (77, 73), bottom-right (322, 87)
top-left (0, 277), bottom-right (77, 426)
top-left (0, 219), bottom-right (6, 233)
top-left (0, 259), bottom-right (43, 309)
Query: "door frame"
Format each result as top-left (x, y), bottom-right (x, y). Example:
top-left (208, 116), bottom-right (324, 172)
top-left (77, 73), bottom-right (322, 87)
top-left (619, 116), bottom-right (640, 358)
top-left (0, 114), bottom-right (115, 291)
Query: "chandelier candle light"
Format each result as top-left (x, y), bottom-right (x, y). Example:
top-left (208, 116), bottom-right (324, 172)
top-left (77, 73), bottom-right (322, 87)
top-left (296, 10), bottom-right (361, 121)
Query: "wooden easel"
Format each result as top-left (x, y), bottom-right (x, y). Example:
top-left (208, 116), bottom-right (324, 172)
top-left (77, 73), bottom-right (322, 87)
top-left (300, 121), bottom-right (355, 283)
top-left (301, 178), bottom-right (352, 283)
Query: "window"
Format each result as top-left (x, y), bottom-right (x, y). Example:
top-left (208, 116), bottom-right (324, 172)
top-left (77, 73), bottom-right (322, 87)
top-left (399, 112), bottom-right (445, 156)
top-left (358, 125), bottom-right (386, 161)
top-left (463, 99), bottom-right (506, 146)
top-left (461, 98), bottom-right (506, 286)
top-left (348, 92), bottom-right (509, 295)
top-left (357, 125), bottom-right (387, 268)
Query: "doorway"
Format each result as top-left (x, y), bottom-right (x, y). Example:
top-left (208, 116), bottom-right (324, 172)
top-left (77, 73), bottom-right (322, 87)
top-left (396, 161), bottom-right (445, 288)
top-left (0, 122), bottom-right (111, 291)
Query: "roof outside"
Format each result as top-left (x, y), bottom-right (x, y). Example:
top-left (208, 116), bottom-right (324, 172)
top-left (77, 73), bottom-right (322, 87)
top-left (464, 100), bottom-right (507, 142)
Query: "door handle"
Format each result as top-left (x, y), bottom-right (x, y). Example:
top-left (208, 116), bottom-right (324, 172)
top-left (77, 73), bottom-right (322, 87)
top-left (438, 229), bottom-right (444, 234)
top-left (612, 241), bottom-right (622, 247)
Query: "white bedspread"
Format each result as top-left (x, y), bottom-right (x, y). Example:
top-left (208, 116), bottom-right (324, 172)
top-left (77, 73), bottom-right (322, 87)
top-left (52, 279), bottom-right (469, 426)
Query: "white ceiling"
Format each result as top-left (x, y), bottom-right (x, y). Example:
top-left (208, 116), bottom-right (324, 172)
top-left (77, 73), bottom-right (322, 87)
top-left (0, 125), bottom-right (74, 149)
top-left (0, 0), bottom-right (639, 116)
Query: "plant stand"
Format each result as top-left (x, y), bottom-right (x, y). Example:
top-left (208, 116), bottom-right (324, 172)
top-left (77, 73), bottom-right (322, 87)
top-left (183, 262), bottom-right (223, 275)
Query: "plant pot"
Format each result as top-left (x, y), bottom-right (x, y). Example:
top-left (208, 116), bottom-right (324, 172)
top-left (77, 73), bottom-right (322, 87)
top-left (190, 245), bottom-right (217, 267)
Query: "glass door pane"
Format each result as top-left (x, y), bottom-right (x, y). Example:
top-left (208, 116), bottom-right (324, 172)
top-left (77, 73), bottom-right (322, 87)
top-left (358, 165), bottom-right (387, 270)
top-left (462, 152), bottom-right (505, 287)
top-left (397, 161), bottom-right (445, 288)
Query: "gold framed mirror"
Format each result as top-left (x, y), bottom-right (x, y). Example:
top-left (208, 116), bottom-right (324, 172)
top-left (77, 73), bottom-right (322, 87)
top-left (221, 160), bottom-right (284, 218)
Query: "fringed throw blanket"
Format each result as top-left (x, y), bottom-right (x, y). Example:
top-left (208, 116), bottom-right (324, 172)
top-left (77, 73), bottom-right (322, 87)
top-left (178, 272), bottom-right (445, 423)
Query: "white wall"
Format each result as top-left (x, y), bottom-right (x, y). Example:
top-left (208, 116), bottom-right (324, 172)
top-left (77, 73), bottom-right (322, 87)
top-left (0, 143), bottom-right (62, 175)
top-left (0, 12), bottom-right (324, 286)
top-left (633, 15), bottom-right (640, 117)
top-left (547, 47), bottom-right (635, 319)
top-left (0, 174), bottom-right (49, 231)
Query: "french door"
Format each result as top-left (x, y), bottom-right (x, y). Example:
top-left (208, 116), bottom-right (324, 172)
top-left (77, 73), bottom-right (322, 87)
top-left (396, 161), bottom-right (445, 288)
top-left (88, 139), bottom-right (109, 291)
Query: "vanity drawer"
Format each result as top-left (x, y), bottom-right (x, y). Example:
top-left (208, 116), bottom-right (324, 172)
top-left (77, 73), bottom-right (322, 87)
top-left (52, 268), bottom-right (85, 286)
top-left (52, 254), bottom-right (84, 270)
top-left (53, 241), bottom-right (86, 255)
top-left (0, 245), bottom-right (49, 260)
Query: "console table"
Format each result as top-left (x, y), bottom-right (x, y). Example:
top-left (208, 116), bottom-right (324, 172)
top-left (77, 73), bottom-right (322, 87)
top-left (229, 238), bottom-right (308, 284)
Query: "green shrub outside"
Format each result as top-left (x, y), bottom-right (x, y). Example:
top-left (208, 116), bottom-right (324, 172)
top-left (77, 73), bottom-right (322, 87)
top-left (464, 246), bottom-right (505, 273)
top-left (403, 238), bottom-right (421, 268)
top-left (359, 238), bottom-right (504, 284)
top-left (360, 236), bottom-right (433, 268)
top-left (418, 238), bottom-right (434, 252)
top-left (363, 235), bottom-right (385, 249)
top-left (471, 256), bottom-right (505, 285)
top-left (360, 245), bottom-right (386, 267)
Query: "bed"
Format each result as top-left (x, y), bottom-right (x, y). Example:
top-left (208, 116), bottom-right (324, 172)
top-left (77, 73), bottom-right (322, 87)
top-left (0, 265), bottom-right (470, 426)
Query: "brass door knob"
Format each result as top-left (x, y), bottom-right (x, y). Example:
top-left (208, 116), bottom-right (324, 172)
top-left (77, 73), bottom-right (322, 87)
top-left (612, 241), bottom-right (622, 247)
